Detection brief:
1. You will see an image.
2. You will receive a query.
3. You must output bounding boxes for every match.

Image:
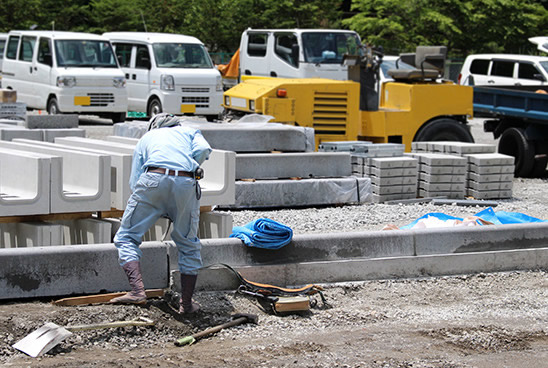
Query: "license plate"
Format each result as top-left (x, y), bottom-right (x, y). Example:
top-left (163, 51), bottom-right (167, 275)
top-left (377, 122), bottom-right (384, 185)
top-left (74, 96), bottom-right (91, 106)
top-left (180, 104), bottom-right (196, 113)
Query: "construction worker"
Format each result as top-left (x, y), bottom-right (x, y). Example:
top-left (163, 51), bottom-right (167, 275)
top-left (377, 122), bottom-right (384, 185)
top-left (110, 113), bottom-right (211, 314)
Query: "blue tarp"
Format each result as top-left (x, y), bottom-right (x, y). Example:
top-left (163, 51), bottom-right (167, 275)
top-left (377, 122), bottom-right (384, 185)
top-left (230, 218), bottom-right (293, 249)
top-left (400, 207), bottom-right (546, 230)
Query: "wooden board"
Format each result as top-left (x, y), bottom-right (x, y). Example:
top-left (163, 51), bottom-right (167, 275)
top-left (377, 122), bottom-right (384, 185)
top-left (52, 289), bottom-right (165, 306)
top-left (0, 212), bottom-right (94, 224)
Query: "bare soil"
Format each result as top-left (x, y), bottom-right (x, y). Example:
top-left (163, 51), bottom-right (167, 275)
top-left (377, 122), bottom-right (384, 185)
top-left (1, 270), bottom-right (547, 367)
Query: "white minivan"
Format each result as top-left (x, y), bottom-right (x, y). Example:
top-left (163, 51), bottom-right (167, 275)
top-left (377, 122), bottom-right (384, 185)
top-left (1, 31), bottom-right (128, 123)
top-left (458, 54), bottom-right (548, 86)
top-left (0, 33), bottom-right (7, 87)
top-left (103, 32), bottom-right (223, 120)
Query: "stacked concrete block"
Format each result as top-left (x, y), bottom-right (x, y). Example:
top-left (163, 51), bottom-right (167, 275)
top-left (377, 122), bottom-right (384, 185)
top-left (0, 223), bottom-right (16, 248)
top-left (365, 156), bottom-right (419, 203)
top-left (0, 102), bottom-right (26, 121)
top-left (0, 139), bottom-right (111, 213)
top-left (0, 126), bottom-right (43, 141)
top-left (464, 153), bottom-right (515, 199)
top-left (25, 114), bottom-right (78, 129)
top-left (54, 218), bottom-right (112, 245)
top-left (43, 128), bottom-right (86, 142)
top-left (0, 148), bottom-right (51, 216)
top-left (199, 211), bottom-right (233, 239)
top-left (408, 152), bottom-right (468, 199)
top-left (14, 222), bottom-right (63, 247)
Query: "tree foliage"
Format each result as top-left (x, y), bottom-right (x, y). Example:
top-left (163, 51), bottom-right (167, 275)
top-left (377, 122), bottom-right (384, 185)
top-left (0, 0), bottom-right (547, 57)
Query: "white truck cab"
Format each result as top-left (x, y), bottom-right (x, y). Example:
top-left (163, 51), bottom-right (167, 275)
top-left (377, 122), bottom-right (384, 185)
top-left (238, 29), bottom-right (362, 81)
top-left (1, 30), bottom-right (128, 123)
top-left (103, 32), bottom-right (223, 120)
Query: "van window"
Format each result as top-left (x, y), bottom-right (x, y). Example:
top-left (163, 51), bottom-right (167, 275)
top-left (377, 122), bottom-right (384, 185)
top-left (247, 33), bottom-right (267, 57)
top-left (518, 62), bottom-right (544, 80)
top-left (0, 39), bottom-right (5, 61)
top-left (152, 43), bottom-right (213, 68)
top-left (135, 45), bottom-right (151, 69)
top-left (37, 37), bottom-right (53, 66)
top-left (19, 36), bottom-right (36, 62)
top-left (302, 32), bottom-right (361, 64)
top-left (55, 40), bottom-right (118, 68)
top-left (491, 60), bottom-right (514, 77)
top-left (114, 43), bottom-right (132, 67)
top-left (274, 33), bottom-right (298, 67)
top-left (470, 59), bottom-right (489, 75)
top-left (6, 36), bottom-right (19, 60)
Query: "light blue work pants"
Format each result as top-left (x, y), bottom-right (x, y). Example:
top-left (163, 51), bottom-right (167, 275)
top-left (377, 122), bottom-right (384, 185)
top-left (114, 172), bottom-right (202, 275)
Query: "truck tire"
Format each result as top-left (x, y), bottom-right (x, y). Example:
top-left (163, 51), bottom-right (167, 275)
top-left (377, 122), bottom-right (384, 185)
top-left (110, 112), bottom-right (126, 123)
top-left (47, 97), bottom-right (61, 115)
top-left (414, 118), bottom-right (474, 143)
top-left (148, 98), bottom-right (162, 117)
top-left (498, 127), bottom-right (535, 177)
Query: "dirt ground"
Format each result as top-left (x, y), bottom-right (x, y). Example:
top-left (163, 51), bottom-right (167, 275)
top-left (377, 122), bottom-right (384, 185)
top-left (1, 270), bottom-right (546, 367)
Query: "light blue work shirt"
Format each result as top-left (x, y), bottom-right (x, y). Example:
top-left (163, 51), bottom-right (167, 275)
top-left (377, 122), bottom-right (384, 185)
top-left (129, 125), bottom-right (211, 191)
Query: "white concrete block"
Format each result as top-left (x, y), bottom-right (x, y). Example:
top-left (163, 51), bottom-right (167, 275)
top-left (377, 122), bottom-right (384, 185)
top-left (55, 136), bottom-right (136, 155)
top-left (43, 128), bottom-right (86, 143)
top-left (3, 140), bottom-right (111, 213)
top-left (0, 127), bottom-right (43, 141)
top-left (143, 218), bottom-right (172, 242)
top-left (199, 211), bottom-right (233, 239)
top-left (15, 222), bottom-right (63, 247)
top-left (0, 223), bottom-right (17, 248)
top-left (0, 148), bottom-right (50, 216)
top-left (199, 150), bottom-right (236, 207)
top-left (55, 218), bottom-right (112, 245)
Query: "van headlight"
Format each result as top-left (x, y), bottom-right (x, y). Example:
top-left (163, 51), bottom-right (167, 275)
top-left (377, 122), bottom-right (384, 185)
top-left (57, 76), bottom-right (76, 87)
top-left (113, 76), bottom-right (126, 88)
top-left (216, 75), bottom-right (223, 91)
top-left (161, 74), bottom-right (175, 91)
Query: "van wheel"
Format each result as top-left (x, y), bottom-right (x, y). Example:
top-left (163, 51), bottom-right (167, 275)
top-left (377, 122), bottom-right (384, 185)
top-left (110, 112), bottom-right (126, 123)
top-left (498, 127), bottom-right (535, 177)
top-left (414, 118), bottom-right (474, 142)
top-left (148, 98), bottom-right (162, 117)
top-left (47, 97), bottom-right (61, 115)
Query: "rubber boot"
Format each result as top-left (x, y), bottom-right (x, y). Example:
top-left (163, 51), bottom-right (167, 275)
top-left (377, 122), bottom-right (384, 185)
top-left (179, 274), bottom-right (200, 314)
top-left (110, 261), bottom-right (147, 304)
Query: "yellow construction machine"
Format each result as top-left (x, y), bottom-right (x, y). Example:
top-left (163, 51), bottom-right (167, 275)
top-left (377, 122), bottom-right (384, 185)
top-left (222, 45), bottom-right (474, 150)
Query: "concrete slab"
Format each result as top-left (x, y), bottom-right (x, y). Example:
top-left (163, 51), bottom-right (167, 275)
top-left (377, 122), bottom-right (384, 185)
top-left (369, 156), bottom-right (418, 169)
top-left (408, 152), bottom-right (467, 166)
top-left (54, 219), bottom-right (112, 245)
top-left (465, 153), bottom-right (515, 166)
top-left (3, 139), bottom-right (111, 213)
top-left (370, 175), bottom-right (417, 186)
top-left (0, 127), bottom-right (43, 141)
top-left (419, 182), bottom-right (466, 192)
top-left (466, 189), bottom-right (513, 199)
top-left (0, 103), bottom-right (26, 120)
top-left (199, 211), bottom-right (233, 239)
top-left (370, 167), bottom-right (418, 177)
top-left (54, 136), bottom-right (136, 155)
top-left (467, 172), bottom-right (514, 183)
top-left (468, 164), bottom-right (514, 175)
top-left (25, 114), bottom-right (78, 129)
top-left (235, 152), bottom-right (352, 180)
top-left (0, 148), bottom-right (50, 216)
top-left (0, 223), bottom-right (17, 248)
top-left (467, 180), bottom-right (513, 191)
top-left (419, 165), bottom-right (467, 175)
top-left (419, 173), bottom-right (467, 183)
top-left (223, 177), bottom-right (372, 209)
top-left (418, 188), bottom-right (465, 199)
top-left (43, 128), bottom-right (86, 143)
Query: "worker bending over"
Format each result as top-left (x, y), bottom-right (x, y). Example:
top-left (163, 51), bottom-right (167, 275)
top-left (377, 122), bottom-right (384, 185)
top-left (111, 113), bottom-right (211, 314)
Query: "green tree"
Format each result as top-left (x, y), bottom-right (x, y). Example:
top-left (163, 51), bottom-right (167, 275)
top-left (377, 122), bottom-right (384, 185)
top-left (0, 0), bottom-right (42, 32)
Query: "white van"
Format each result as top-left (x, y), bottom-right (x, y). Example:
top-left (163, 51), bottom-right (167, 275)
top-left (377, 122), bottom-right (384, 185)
top-left (458, 54), bottom-right (548, 86)
top-left (1, 31), bottom-right (128, 123)
top-left (238, 28), bottom-right (362, 81)
top-left (0, 33), bottom-right (8, 87)
top-left (103, 32), bottom-right (223, 120)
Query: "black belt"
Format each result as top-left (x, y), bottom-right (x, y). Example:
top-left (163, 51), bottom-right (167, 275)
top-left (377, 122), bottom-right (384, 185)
top-left (146, 167), bottom-right (194, 177)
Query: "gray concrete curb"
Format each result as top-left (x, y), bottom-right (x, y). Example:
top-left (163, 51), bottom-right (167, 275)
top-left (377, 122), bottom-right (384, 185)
top-left (1, 222), bottom-right (548, 300)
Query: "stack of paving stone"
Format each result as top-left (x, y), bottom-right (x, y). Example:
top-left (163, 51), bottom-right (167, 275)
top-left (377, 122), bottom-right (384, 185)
top-left (0, 102), bottom-right (26, 121)
top-left (319, 141), bottom-right (417, 203)
top-left (407, 151), bottom-right (467, 199)
top-left (411, 141), bottom-right (515, 199)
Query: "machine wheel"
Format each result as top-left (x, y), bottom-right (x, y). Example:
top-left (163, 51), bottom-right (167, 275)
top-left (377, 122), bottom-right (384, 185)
top-left (147, 98), bottom-right (163, 117)
top-left (498, 127), bottom-right (535, 177)
top-left (47, 97), bottom-right (61, 115)
top-left (110, 112), bottom-right (126, 123)
top-left (205, 114), bottom-right (219, 122)
top-left (415, 118), bottom-right (474, 142)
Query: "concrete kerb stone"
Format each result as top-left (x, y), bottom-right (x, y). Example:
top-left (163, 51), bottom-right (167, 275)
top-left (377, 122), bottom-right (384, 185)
top-left (0, 242), bottom-right (169, 300)
top-left (2, 222), bottom-right (548, 299)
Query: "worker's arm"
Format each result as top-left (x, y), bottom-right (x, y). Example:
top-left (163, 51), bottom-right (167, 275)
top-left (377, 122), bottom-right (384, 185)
top-left (129, 140), bottom-right (146, 192)
top-left (191, 130), bottom-right (212, 165)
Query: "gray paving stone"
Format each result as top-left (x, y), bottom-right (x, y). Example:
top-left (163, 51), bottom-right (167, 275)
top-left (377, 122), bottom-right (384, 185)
top-left (419, 173), bottom-right (467, 183)
top-left (465, 153), bottom-right (515, 166)
top-left (467, 180), bottom-right (513, 191)
top-left (25, 114), bottom-right (78, 129)
top-left (468, 164), bottom-right (515, 174)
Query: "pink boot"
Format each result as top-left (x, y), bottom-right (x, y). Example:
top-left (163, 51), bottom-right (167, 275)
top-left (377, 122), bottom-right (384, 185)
top-left (110, 261), bottom-right (147, 304)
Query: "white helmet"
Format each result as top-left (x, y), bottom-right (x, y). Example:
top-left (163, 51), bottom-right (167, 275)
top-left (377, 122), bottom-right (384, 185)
top-left (147, 113), bottom-right (181, 131)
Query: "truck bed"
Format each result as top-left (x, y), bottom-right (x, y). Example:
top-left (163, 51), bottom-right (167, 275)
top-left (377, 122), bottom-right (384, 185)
top-left (473, 85), bottom-right (548, 124)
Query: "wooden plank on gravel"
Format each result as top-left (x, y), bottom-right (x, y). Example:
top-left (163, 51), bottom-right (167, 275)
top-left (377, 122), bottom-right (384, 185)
top-left (52, 289), bottom-right (165, 306)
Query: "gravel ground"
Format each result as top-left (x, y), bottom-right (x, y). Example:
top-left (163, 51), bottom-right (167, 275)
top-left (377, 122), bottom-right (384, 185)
top-left (0, 118), bottom-right (547, 367)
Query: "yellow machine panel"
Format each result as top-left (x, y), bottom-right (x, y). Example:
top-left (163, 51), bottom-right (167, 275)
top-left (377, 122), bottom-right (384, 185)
top-left (360, 82), bottom-right (474, 150)
top-left (223, 77), bottom-right (361, 147)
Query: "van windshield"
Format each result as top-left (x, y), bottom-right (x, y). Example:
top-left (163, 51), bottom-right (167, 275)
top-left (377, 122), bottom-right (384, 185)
top-left (540, 61), bottom-right (548, 74)
top-left (302, 32), bottom-right (361, 64)
top-left (55, 40), bottom-right (118, 68)
top-left (152, 43), bottom-right (213, 68)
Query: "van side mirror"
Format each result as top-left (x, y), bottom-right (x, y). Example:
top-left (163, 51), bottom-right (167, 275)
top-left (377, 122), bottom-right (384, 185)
top-left (291, 44), bottom-right (300, 67)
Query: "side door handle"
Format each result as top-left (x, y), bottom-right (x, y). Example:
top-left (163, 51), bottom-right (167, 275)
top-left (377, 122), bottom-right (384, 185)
top-left (125, 73), bottom-right (130, 79)
top-left (487, 80), bottom-right (495, 84)
top-left (132, 74), bottom-right (136, 80)
top-left (29, 66), bottom-right (33, 74)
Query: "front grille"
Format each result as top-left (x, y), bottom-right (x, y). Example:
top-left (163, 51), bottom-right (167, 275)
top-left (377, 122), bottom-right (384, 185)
top-left (312, 91), bottom-right (349, 136)
top-left (181, 96), bottom-right (209, 108)
top-left (181, 87), bottom-right (210, 93)
top-left (88, 93), bottom-right (115, 106)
